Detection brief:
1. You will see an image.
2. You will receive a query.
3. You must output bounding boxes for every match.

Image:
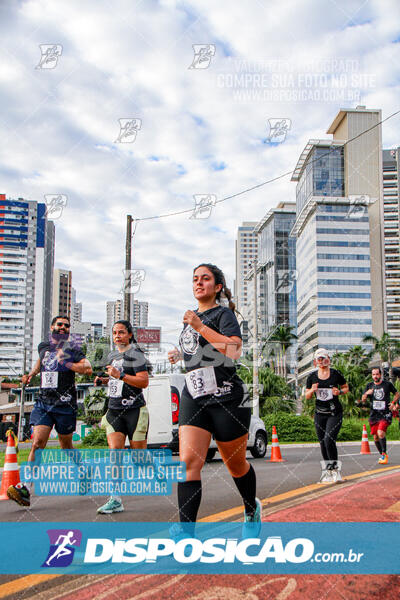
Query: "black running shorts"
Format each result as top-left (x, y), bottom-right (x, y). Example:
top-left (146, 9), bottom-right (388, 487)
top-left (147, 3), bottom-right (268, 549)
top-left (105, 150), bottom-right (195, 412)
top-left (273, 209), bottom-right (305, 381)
top-left (101, 406), bottom-right (149, 441)
top-left (179, 388), bottom-right (251, 442)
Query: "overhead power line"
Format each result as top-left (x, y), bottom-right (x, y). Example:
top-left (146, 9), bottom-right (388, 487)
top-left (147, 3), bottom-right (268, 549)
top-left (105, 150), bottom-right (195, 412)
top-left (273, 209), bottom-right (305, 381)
top-left (135, 108), bottom-right (400, 223)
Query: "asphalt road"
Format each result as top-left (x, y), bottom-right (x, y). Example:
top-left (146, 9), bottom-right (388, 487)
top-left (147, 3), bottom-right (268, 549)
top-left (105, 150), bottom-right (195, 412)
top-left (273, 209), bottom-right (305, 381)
top-left (1, 442), bottom-right (399, 522)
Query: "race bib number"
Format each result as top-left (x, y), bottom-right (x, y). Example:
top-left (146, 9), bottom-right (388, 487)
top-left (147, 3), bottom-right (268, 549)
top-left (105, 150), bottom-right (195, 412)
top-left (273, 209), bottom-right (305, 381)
top-left (186, 367), bottom-right (218, 399)
top-left (41, 372), bottom-right (58, 389)
top-left (108, 378), bottom-right (124, 398)
top-left (316, 388), bottom-right (333, 402)
top-left (373, 400), bottom-right (385, 411)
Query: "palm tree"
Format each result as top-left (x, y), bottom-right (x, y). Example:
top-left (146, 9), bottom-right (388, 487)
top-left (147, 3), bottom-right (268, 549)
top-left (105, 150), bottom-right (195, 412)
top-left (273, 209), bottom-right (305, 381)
top-left (264, 324), bottom-right (298, 379)
top-left (330, 353), bottom-right (370, 416)
top-left (362, 333), bottom-right (400, 380)
top-left (236, 365), bottom-right (295, 414)
top-left (343, 345), bottom-right (372, 368)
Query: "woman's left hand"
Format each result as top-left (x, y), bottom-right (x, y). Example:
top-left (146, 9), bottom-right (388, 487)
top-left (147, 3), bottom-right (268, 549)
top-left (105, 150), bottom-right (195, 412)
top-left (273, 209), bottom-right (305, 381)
top-left (332, 387), bottom-right (341, 396)
top-left (183, 310), bottom-right (203, 332)
top-left (106, 365), bottom-right (122, 379)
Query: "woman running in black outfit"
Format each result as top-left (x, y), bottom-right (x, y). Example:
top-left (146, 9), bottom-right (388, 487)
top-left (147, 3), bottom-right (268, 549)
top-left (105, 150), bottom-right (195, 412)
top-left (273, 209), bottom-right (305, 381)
top-left (168, 264), bottom-right (261, 537)
top-left (95, 320), bottom-right (150, 514)
top-left (305, 348), bottom-right (349, 483)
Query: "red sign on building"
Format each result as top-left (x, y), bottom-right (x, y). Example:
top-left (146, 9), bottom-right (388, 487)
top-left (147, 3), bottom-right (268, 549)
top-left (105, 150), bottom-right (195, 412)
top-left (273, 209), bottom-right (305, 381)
top-left (135, 328), bottom-right (161, 345)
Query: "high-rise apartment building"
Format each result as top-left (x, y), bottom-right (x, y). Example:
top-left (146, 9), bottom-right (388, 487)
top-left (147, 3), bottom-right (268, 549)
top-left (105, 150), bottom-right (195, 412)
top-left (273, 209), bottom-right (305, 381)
top-left (105, 299), bottom-right (123, 338)
top-left (234, 222), bottom-right (258, 319)
top-left (71, 287), bottom-right (82, 326)
top-left (52, 269), bottom-right (72, 320)
top-left (382, 147), bottom-right (400, 338)
top-left (132, 299), bottom-right (148, 328)
top-left (291, 107), bottom-right (385, 378)
top-left (0, 194), bottom-right (54, 375)
top-left (255, 202), bottom-right (297, 338)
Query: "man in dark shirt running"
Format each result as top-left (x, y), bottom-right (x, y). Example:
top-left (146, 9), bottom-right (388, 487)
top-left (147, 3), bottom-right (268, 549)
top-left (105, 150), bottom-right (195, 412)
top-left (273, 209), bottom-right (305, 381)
top-left (7, 316), bottom-right (92, 507)
top-left (361, 367), bottom-right (399, 465)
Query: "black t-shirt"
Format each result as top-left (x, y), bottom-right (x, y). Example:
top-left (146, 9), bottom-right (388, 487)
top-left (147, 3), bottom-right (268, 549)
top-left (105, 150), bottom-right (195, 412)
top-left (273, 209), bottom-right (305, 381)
top-left (179, 305), bottom-right (245, 405)
top-left (306, 368), bottom-right (347, 415)
top-left (38, 340), bottom-right (86, 406)
top-left (106, 344), bottom-right (149, 410)
top-left (363, 379), bottom-right (397, 423)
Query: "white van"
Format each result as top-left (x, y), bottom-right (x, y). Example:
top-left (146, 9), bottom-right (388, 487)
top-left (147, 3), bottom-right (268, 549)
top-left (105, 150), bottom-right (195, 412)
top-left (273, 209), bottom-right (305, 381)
top-left (144, 374), bottom-right (268, 460)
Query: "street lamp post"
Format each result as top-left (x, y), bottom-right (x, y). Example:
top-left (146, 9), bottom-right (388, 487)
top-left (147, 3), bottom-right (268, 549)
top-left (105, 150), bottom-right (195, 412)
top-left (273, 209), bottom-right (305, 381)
top-left (252, 258), bottom-right (260, 418)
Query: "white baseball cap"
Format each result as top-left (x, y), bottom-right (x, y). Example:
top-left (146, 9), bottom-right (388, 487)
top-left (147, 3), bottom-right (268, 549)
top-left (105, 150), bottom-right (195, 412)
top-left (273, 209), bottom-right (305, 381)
top-left (314, 348), bottom-right (330, 360)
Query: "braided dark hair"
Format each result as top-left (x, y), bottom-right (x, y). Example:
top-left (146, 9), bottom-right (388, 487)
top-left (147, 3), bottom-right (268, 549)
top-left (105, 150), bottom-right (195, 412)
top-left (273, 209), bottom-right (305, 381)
top-left (194, 263), bottom-right (236, 312)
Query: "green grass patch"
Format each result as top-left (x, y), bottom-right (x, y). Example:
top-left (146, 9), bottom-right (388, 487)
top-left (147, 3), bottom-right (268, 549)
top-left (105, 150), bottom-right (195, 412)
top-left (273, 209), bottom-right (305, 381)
top-left (0, 447), bottom-right (32, 467)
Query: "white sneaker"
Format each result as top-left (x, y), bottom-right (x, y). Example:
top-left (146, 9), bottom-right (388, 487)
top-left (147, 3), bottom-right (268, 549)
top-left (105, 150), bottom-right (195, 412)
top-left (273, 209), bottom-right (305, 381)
top-left (318, 469), bottom-right (333, 484)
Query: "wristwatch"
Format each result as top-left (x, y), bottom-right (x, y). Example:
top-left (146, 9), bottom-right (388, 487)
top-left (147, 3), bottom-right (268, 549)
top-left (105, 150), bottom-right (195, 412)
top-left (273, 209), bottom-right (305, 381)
top-left (119, 370), bottom-right (126, 380)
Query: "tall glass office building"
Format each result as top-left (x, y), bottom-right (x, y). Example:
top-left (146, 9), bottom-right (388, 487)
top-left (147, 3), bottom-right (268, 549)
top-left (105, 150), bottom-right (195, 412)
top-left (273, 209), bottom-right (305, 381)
top-left (0, 194), bottom-right (54, 376)
top-left (255, 202), bottom-right (297, 336)
top-left (291, 107), bottom-right (385, 378)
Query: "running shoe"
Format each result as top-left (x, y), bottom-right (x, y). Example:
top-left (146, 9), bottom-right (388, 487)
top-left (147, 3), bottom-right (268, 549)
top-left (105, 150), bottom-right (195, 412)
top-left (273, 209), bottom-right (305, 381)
top-left (97, 497), bottom-right (124, 514)
top-left (318, 466), bottom-right (333, 484)
top-left (378, 453), bottom-right (388, 465)
top-left (330, 467), bottom-right (343, 483)
top-left (242, 497), bottom-right (262, 538)
top-left (7, 483), bottom-right (30, 507)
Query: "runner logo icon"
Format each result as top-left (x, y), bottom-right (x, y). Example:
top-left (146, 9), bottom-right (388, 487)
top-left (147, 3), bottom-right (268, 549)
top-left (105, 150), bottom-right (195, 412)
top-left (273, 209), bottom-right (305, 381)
top-left (42, 529), bottom-right (82, 568)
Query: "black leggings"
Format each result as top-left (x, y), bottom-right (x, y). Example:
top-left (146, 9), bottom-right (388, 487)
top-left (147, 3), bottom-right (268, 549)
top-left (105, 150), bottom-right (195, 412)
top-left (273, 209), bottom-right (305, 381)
top-left (314, 412), bottom-right (342, 461)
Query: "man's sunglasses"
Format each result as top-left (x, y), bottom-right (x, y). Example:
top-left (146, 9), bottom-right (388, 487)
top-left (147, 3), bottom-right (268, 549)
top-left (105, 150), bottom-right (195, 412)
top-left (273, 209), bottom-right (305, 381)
top-left (55, 322), bottom-right (70, 328)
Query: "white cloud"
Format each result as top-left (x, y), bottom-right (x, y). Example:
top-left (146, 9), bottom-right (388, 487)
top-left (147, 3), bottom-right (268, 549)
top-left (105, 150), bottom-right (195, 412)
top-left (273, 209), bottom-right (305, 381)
top-left (0, 0), bottom-right (399, 346)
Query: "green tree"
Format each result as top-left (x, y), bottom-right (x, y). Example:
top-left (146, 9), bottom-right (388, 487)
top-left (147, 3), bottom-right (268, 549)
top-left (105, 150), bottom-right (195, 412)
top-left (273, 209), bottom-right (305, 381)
top-left (263, 325), bottom-right (297, 379)
top-left (83, 388), bottom-right (108, 426)
top-left (343, 345), bottom-right (372, 368)
top-left (362, 333), bottom-right (400, 380)
top-left (237, 366), bottom-right (295, 414)
top-left (331, 352), bottom-right (370, 417)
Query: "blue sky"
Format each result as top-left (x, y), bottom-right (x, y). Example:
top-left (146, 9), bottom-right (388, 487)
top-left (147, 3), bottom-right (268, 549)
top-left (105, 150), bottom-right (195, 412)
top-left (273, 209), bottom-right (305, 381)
top-left (0, 0), bottom-right (399, 345)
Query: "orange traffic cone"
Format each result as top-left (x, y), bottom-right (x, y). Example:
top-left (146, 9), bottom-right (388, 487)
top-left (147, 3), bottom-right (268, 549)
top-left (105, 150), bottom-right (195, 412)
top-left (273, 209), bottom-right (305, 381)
top-left (269, 425), bottom-right (286, 462)
top-left (0, 429), bottom-right (20, 500)
top-left (360, 424), bottom-right (371, 455)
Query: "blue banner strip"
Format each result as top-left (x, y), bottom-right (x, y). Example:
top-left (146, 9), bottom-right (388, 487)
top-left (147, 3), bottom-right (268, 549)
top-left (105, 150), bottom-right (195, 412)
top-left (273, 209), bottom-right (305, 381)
top-left (1, 522), bottom-right (400, 574)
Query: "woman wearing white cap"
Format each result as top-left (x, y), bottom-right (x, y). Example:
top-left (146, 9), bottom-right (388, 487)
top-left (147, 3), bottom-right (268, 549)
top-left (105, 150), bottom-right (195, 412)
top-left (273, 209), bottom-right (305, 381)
top-left (305, 348), bottom-right (349, 482)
